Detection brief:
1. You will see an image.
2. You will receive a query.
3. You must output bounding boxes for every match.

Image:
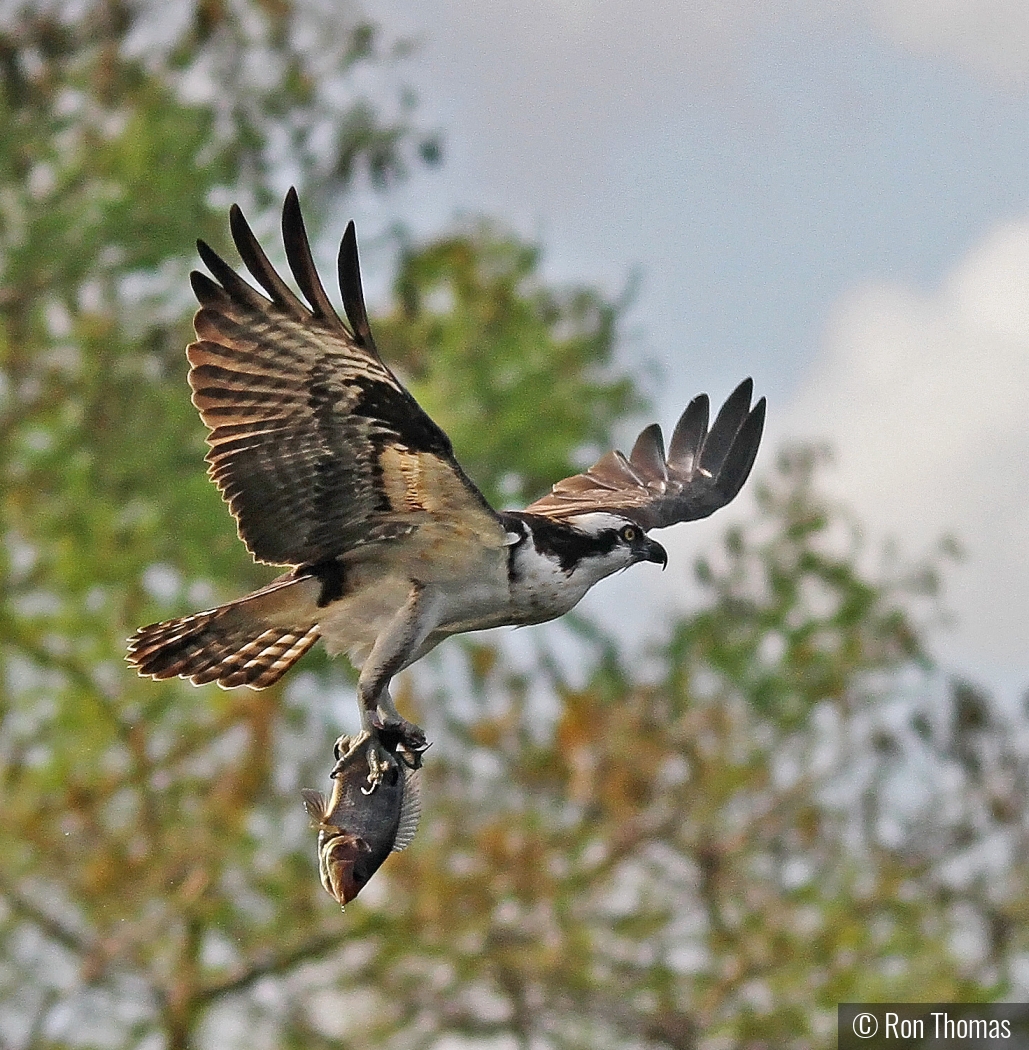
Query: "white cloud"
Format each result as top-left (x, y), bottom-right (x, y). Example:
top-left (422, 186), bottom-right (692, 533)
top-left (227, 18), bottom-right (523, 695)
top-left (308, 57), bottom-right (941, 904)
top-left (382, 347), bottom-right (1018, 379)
top-left (786, 218), bottom-right (1029, 681)
top-left (864, 0), bottom-right (1029, 87)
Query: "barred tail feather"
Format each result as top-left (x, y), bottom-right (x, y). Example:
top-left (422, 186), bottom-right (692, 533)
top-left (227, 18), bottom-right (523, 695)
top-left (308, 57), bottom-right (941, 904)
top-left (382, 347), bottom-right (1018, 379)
top-left (127, 576), bottom-right (321, 689)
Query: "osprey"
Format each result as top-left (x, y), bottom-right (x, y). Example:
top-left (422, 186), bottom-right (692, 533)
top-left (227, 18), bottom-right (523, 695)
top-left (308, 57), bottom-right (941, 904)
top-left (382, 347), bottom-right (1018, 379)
top-left (128, 190), bottom-right (765, 760)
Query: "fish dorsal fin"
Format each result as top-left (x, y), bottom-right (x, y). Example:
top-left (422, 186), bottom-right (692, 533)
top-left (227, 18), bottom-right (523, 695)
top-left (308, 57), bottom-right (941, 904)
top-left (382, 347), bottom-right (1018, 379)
top-left (301, 788), bottom-right (328, 821)
top-left (391, 771), bottom-right (421, 853)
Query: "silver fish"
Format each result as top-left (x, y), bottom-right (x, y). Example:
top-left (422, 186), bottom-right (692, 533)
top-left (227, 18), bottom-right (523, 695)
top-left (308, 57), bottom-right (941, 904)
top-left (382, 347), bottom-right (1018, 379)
top-left (302, 728), bottom-right (423, 907)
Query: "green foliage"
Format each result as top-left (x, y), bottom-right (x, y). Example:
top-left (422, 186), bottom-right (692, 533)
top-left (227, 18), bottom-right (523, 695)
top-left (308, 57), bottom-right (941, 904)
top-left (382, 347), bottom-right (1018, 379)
top-left (2, 3), bottom-right (1028, 1049)
top-left (375, 222), bottom-right (640, 509)
top-left (674, 445), bottom-right (944, 727)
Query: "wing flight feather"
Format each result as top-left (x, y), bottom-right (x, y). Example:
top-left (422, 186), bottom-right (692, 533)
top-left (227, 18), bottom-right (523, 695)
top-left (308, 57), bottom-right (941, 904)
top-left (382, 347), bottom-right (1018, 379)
top-left (187, 189), bottom-right (502, 567)
top-left (667, 394), bottom-right (708, 475)
top-left (280, 189), bottom-right (345, 328)
top-left (228, 201), bottom-right (310, 320)
top-left (338, 220), bottom-right (377, 352)
top-left (526, 379), bottom-right (766, 530)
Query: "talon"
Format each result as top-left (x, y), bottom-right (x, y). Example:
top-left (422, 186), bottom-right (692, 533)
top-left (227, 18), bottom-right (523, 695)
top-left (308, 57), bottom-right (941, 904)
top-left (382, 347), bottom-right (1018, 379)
top-left (398, 738), bottom-right (431, 770)
top-left (361, 742), bottom-right (391, 794)
top-left (330, 731), bottom-right (369, 779)
top-left (370, 713), bottom-right (428, 757)
top-left (332, 734), bottom-right (354, 763)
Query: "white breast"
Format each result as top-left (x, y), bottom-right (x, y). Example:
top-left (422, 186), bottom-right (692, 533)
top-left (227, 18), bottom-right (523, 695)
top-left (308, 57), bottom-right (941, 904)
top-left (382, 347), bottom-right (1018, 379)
top-left (316, 543), bottom-right (514, 667)
top-left (506, 542), bottom-right (601, 625)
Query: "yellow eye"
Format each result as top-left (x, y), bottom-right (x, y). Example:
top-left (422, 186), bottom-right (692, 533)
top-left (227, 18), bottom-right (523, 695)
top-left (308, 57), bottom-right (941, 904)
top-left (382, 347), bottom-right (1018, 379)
top-left (620, 525), bottom-right (638, 543)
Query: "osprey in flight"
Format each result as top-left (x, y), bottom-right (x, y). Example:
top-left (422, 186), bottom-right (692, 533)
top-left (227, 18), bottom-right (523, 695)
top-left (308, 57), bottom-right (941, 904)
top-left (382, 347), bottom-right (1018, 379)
top-left (128, 190), bottom-right (765, 756)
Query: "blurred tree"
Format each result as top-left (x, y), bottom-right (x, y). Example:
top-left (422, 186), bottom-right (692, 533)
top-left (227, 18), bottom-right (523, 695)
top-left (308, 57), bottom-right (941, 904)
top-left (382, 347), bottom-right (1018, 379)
top-left (263, 448), bottom-right (1025, 1050)
top-left (374, 223), bottom-right (638, 509)
top-left (0, 2), bottom-right (637, 1046)
top-left (3, 2), bottom-right (1028, 1049)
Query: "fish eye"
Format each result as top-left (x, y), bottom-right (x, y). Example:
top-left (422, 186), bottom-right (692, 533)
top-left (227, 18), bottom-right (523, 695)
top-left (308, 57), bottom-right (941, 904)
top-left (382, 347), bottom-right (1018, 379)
top-left (619, 525), bottom-right (638, 543)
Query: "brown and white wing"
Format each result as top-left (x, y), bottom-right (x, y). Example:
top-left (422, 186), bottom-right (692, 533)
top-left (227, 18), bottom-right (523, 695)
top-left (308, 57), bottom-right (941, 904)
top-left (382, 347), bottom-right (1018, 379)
top-left (526, 378), bottom-right (766, 530)
top-left (187, 188), bottom-right (504, 567)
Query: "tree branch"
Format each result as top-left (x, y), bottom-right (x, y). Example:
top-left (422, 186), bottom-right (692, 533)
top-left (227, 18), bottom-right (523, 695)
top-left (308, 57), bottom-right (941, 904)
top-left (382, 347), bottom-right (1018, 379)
top-left (0, 871), bottom-right (91, 958)
top-left (195, 931), bottom-right (344, 1005)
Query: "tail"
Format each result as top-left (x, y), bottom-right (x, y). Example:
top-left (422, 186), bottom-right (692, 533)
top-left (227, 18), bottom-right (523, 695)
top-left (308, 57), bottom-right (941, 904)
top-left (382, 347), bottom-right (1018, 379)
top-left (127, 575), bottom-right (321, 689)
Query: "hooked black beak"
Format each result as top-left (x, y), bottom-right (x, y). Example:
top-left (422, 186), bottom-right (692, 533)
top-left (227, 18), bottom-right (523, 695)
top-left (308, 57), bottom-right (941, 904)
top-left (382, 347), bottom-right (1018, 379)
top-left (643, 537), bottom-right (667, 569)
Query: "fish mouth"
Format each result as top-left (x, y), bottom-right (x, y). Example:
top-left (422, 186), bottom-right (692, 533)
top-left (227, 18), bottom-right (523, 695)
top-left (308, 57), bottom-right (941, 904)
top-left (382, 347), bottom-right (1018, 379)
top-left (323, 833), bottom-right (373, 905)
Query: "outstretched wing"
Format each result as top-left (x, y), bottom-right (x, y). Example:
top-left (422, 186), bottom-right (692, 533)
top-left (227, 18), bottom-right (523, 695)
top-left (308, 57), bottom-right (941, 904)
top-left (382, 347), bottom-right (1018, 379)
top-left (526, 379), bottom-right (766, 530)
top-left (187, 188), bottom-right (503, 567)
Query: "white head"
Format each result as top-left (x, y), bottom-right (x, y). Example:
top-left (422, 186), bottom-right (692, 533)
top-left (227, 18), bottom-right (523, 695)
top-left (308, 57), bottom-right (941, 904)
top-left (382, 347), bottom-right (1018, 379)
top-left (505, 510), bottom-right (667, 618)
top-left (559, 511), bottom-right (667, 582)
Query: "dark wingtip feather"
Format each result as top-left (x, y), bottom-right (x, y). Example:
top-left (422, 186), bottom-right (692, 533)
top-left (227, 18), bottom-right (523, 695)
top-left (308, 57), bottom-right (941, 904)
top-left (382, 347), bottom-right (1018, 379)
top-left (667, 393), bottom-right (709, 474)
top-left (196, 237), bottom-right (268, 310)
top-left (281, 187), bottom-right (303, 236)
top-left (189, 269), bottom-right (220, 304)
top-left (716, 396), bottom-right (766, 504)
top-left (280, 189), bottom-right (345, 331)
top-left (701, 378), bottom-right (754, 474)
top-left (338, 220), bottom-right (376, 350)
top-left (228, 200), bottom-right (308, 316)
top-left (196, 237), bottom-right (221, 273)
top-left (629, 423), bottom-right (667, 480)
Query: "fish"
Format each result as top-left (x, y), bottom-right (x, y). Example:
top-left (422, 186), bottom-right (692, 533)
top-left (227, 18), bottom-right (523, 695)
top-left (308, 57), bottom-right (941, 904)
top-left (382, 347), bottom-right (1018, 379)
top-left (302, 725), bottom-right (424, 907)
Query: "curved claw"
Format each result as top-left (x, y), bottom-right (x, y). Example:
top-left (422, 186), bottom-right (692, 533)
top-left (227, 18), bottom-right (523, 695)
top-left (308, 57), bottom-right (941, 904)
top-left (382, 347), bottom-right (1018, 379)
top-left (370, 713), bottom-right (429, 758)
top-left (330, 731), bottom-right (370, 779)
top-left (398, 738), bottom-right (431, 770)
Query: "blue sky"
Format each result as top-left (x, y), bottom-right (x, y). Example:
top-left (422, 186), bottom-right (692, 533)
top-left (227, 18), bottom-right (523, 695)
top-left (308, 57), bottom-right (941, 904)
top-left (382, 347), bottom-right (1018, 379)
top-left (342, 0), bottom-right (1029, 699)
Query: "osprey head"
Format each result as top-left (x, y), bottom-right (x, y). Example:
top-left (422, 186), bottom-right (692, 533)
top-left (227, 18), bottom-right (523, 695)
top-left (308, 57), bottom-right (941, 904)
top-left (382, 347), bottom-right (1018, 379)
top-left (509, 510), bottom-right (666, 583)
top-left (501, 509), bottom-right (669, 625)
top-left (562, 511), bottom-right (668, 573)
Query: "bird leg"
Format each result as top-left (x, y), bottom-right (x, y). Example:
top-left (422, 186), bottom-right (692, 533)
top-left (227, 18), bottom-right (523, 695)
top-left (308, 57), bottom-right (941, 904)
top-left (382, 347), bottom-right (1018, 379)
top-left (329, 581), bottom-right (437, 781)
top-left (329, 693), bottom-right (429, 781)
top-left (353, 581), bottom-right (436, 752)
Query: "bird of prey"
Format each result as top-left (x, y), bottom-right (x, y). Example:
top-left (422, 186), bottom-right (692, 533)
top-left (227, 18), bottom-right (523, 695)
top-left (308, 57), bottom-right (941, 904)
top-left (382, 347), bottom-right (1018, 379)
top-left (127, 190), bottom-right (766, 758)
